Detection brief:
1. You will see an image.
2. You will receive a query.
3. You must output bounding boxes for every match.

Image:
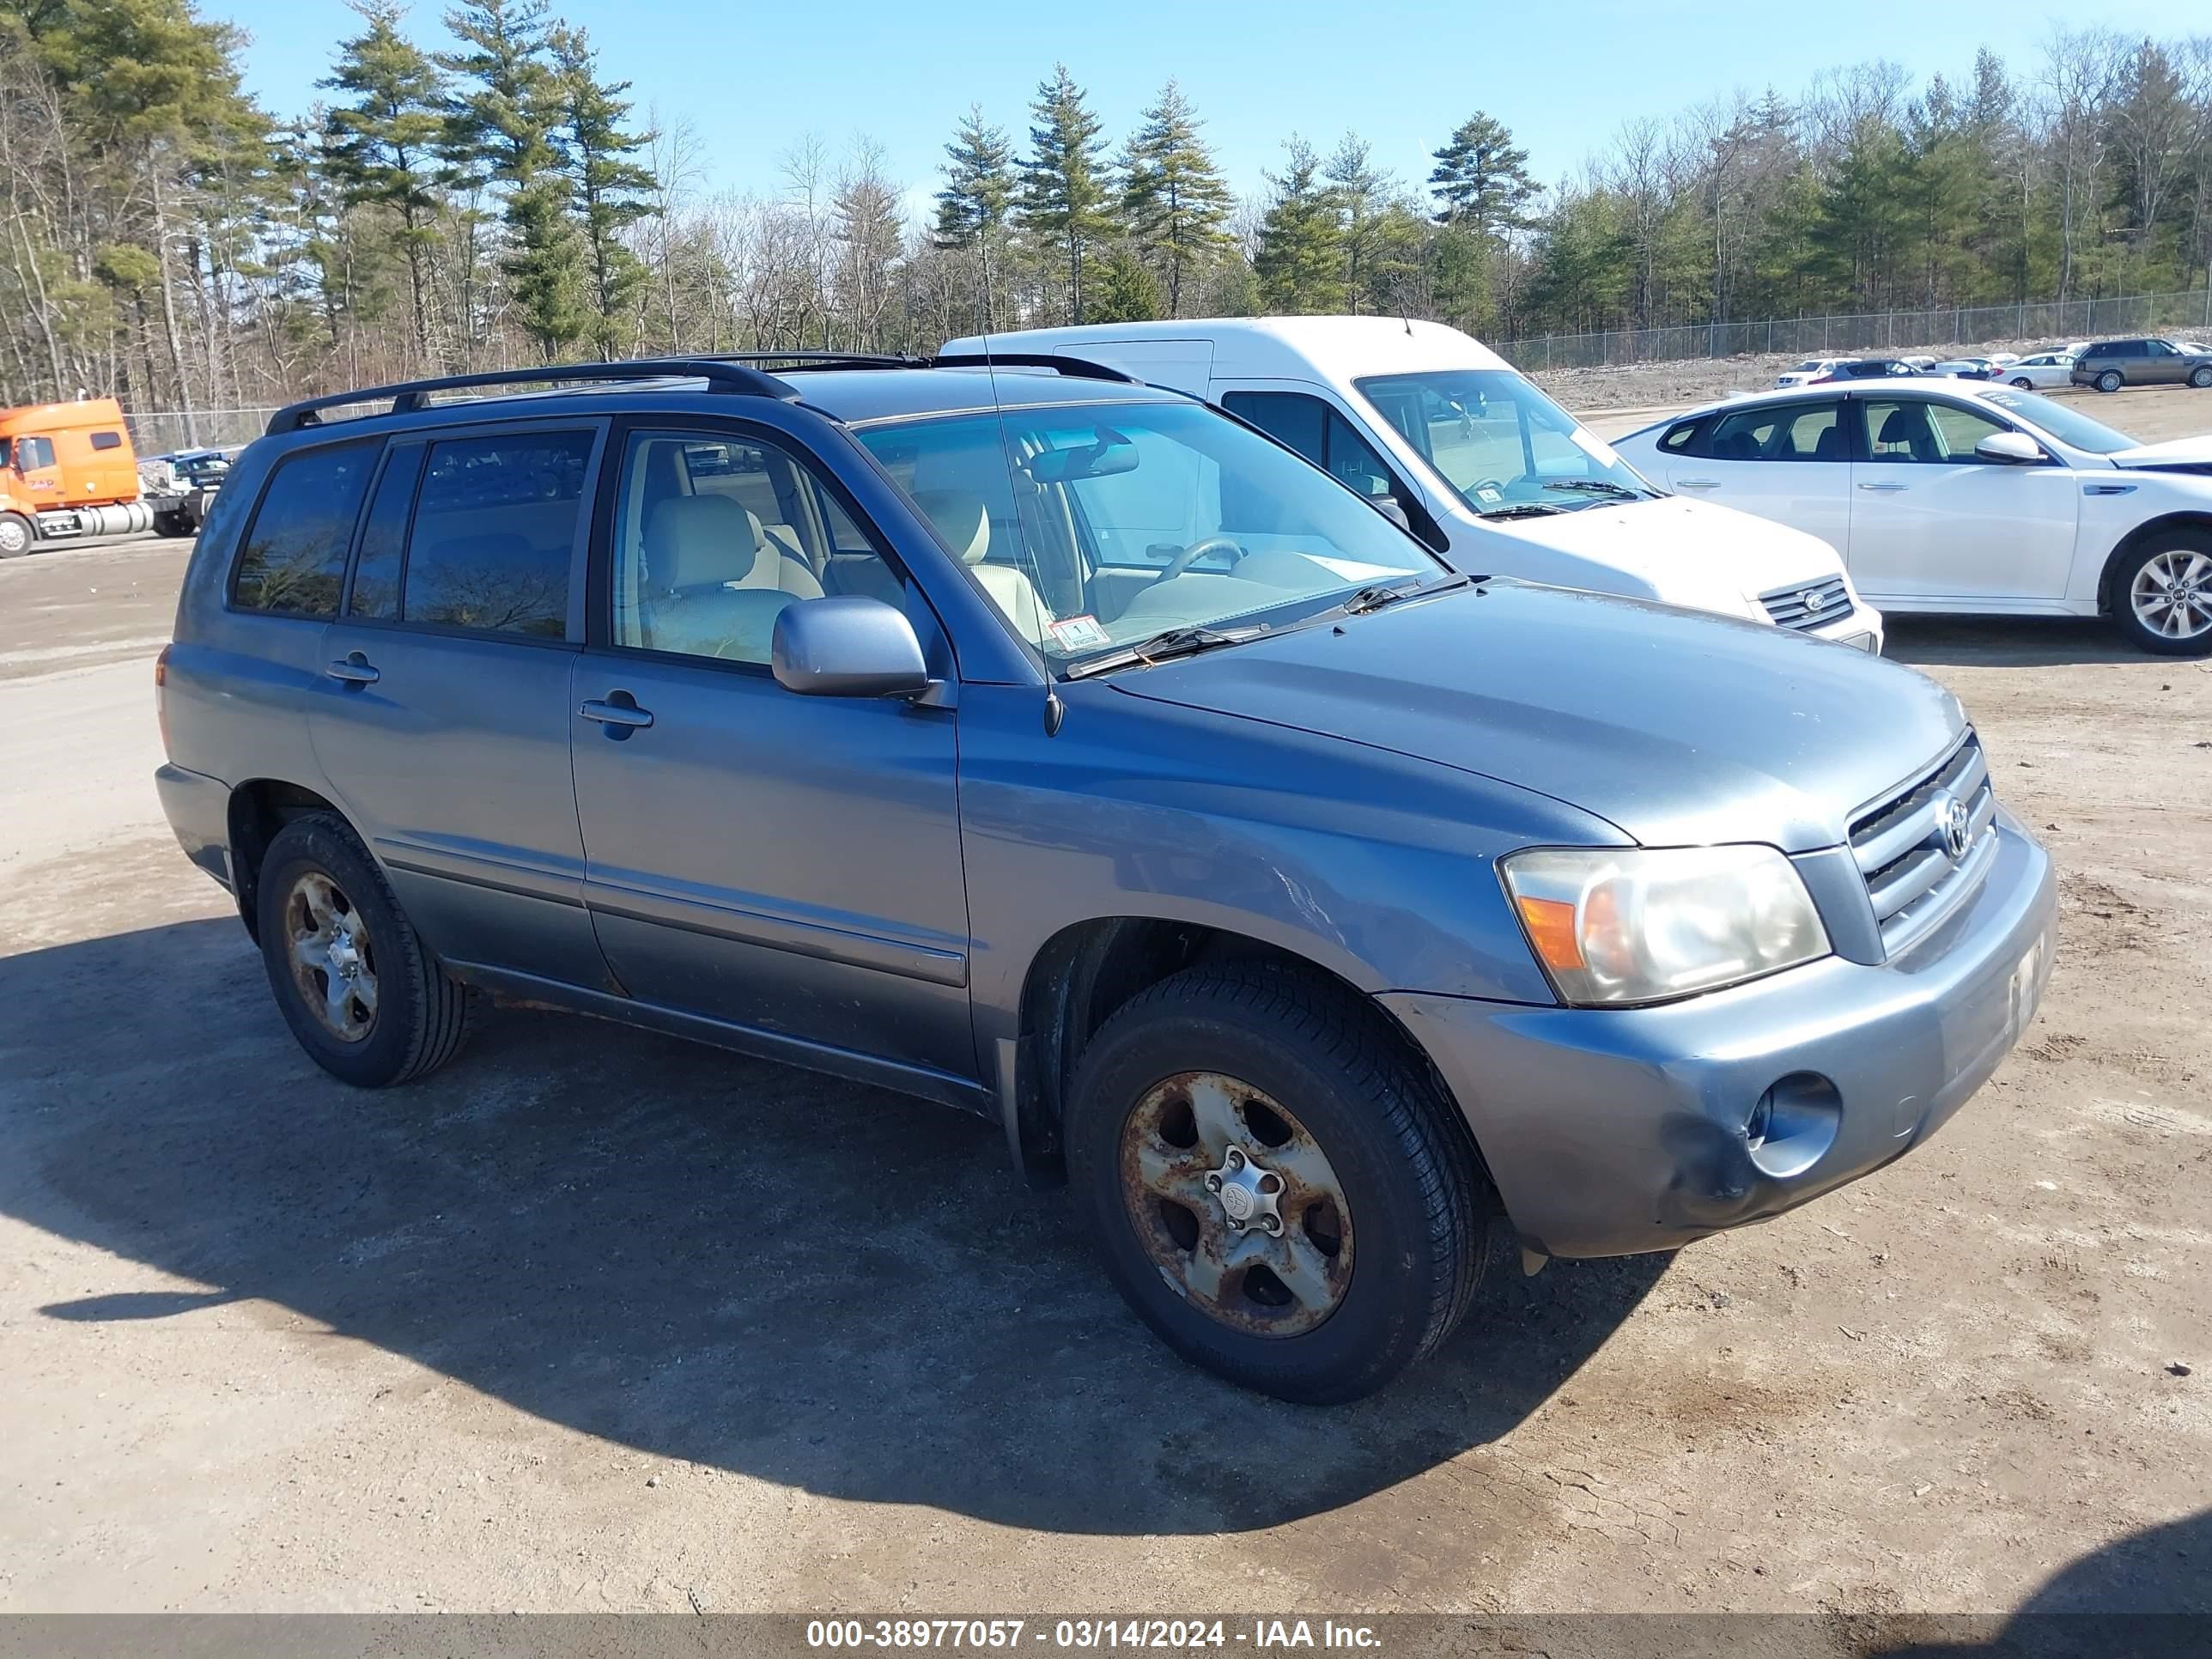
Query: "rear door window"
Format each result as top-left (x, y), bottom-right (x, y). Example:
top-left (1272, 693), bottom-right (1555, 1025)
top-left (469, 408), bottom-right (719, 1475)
top-left (231, 441), bottom-right (379, 617)
top-left (1705, 402), bottom-right (1844, 461)
top-left (401, 429), bottom-right (592, 637)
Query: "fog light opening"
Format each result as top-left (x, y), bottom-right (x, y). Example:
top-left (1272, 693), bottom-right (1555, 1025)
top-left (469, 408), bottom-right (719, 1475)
top-left (1745, 1073), bottom-right (1842, 1181)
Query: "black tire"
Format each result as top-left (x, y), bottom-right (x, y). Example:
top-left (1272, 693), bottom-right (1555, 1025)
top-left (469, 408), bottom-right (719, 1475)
top-left (2111, 532), bottom-right (2212, 658)
top-left (1065, 964), bottom-right (1494, 1403)
top-left (0, 511), bottom-right (33, 558)
top-left (2191, 366), bottom-right (2212, 389)
top-left (2096, 369), bottom-right (2124, 393)
top-left (2010, 376), bottom-right (2033, 389)
top-left (152, 511), bottom-right (191, 538)
top-left (254, 811), bottom-right (478, 1086)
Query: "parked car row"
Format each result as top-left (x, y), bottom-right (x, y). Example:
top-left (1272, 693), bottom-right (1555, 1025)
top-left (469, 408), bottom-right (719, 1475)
top-left (156, 333), bottom-right (2057, 1402)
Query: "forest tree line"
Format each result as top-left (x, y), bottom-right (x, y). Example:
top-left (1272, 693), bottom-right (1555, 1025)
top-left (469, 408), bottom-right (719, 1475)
top-left (2, 0), bottom-right (2209, 417)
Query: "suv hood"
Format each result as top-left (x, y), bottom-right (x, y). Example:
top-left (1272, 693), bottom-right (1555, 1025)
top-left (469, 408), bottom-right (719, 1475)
top-left (1473, 495), bottom-right (1849, 622)
top-left (1110, 580), bottom-right (1963, 853)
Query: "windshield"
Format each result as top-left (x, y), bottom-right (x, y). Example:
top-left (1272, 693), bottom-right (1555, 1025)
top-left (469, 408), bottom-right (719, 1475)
top-left (852, 398), bottom-right (1443, 667)
top-left (1979, 387), bottom-right (2136, 455)
top-left (1352, 369), bottom-right (1656, 517)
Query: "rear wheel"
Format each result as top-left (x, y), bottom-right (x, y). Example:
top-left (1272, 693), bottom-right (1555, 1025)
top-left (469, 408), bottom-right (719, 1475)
top-left (2113, 534), bottom-right (2212, 657)
top-left (0, 512), bottom-right (32, 558)
top-left (2010, 375), bottom-right (2034, 390)
top-left (2096, 369), bottom-right (2124, 393)
top-left (152, 511), bottom-right (192, 538)
top-left (2191, 366), bottom-right (2212, 390)
top-left (1065, 965), bottom-right (1494, 1402)
top-left (255, 812), bottom-right (478, 1086)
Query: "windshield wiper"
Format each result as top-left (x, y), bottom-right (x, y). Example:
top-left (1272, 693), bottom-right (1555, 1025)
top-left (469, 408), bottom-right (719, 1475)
top-left (1542, 479), bottom-right (1646, 499)
top-left (1061, 623), bottom-right (1270, 680)
top-left (1330, 572), bottom-right (1480, 617)
top-left (1478, 501), bottom-right (1565, 520)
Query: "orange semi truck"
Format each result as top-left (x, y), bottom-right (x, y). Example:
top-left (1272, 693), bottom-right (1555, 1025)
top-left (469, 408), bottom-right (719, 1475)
top-left (0, 397), bottom-right (154, 557)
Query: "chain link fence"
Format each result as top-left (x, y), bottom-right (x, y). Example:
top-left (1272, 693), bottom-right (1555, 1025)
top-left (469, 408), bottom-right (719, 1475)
top-left (1496, 287), bottom-right (2212, 373)
top-left (123, 407), bottom-right (281, 457)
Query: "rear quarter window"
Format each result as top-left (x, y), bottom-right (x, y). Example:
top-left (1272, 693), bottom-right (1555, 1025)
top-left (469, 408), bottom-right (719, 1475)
top-left (230, 441), bottom-right (379, 617)
top-left (1659, 420), bottom-right (1700, 453)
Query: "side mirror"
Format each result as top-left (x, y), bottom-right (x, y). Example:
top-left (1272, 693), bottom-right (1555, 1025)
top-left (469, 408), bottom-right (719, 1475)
top-left (1372, 495), bottom-right (1413, 532)
top-left (1975, 432), bottom-right (2045, 465)
top-left (772, 594), bottom-right (933, 698)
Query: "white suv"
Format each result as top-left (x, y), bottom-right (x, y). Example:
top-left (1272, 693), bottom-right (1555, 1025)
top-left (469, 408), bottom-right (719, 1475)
top-left (945, 318), bottom-right (1881, 649)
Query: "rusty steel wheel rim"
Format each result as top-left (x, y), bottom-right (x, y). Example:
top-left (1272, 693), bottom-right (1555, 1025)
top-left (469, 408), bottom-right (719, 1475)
top-left (285, 870), bottom-right (379, 1043)
top-left (1118, 1071), bottom-right (1354, 1338)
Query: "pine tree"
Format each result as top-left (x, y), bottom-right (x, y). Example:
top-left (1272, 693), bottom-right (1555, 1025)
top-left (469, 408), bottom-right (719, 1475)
top-left (1017, 64), bottom-right (1112, 324)
top-left (441, 0), bottom-right (586, 358)
top-left (1088, 246), bottom-right (1162, 323)
top-left (1428, 112), bottom-right (1536, 236)
top-left (1120, 80), bottom-right (1232, 318)
top-left (1254, 138), bottom-right (1344, 312)
top-left (320, 0), bottom-right (448, 362)
top-left (933, 106), bottom-right (1013, 248)
top-left (549, 23), bottom-right (655, 358)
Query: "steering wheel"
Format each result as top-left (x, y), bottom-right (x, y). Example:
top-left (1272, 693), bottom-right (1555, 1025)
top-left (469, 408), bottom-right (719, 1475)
top-left (1152, 534), bottom-right (1245, 585)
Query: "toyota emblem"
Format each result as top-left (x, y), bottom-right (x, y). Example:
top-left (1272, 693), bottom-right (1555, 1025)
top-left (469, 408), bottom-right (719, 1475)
top-left (1936, 793), bottom-right (1972, 860)
top-left (1802, 586), bottom-right (1830, 613)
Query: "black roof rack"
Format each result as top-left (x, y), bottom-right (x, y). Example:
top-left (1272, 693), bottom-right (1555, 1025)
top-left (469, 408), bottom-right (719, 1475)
top-left (928, 352), bottom-right (1139, 385)
top-left (684, 350), bottom-right (928, 372)
top-left (264, 357), bottom-right (801, 436)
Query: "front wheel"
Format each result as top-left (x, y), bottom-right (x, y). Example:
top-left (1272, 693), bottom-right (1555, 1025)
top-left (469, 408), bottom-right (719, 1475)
top-left (255, 812), bottom-right (478, 1085)
top-left (0, 511), bottom-right (33, 558)
top-left (2096, 369), bottom-right (2124, 392)
top-left (1065, 965), bottom-right (1495, 1403)
top-left (2191, 366), bottom-right (2212, 389)
top-left (2113, 535), bottom-right (2212, 657)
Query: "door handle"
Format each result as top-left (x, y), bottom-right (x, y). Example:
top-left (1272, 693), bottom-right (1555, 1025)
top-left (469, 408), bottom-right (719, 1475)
top-left (580, 696), bottom-right (654, 730)
top-left (1674, 478), bottom-right (1720, 489)
top-left (1858, 481), bottom-right (1909, 492)
top-left (325, 653), bottom-right (380, 685)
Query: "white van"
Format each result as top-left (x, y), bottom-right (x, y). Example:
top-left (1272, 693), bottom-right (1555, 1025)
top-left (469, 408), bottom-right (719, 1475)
top-left (941, 317), bottom-right (1881, 647)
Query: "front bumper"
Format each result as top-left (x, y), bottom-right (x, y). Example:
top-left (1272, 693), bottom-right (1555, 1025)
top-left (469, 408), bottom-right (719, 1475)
top-left (1387, 817), bottom-right (2055, 1259)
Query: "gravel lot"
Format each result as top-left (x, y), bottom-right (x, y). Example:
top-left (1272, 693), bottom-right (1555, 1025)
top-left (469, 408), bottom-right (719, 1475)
top-left (1, 394), bottom-right (2207, 1617)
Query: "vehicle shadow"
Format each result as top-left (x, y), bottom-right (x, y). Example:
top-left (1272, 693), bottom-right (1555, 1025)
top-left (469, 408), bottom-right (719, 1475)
top-left (1881, 617), bottom-right (2145, 670)
top-left (1873, 1507), bottom-right (2209, 1655)
top-left (0, 917), bottom-right (1668, 1537)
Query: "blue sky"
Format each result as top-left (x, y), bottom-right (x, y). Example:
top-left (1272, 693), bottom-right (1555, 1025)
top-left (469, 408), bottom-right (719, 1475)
top-left (216, 0), bottom-right (2208, 215)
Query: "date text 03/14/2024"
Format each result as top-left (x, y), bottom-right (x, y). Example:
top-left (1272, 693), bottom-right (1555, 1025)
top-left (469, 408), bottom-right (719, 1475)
top-left (804, 1621), bottom-right (1383, 1650)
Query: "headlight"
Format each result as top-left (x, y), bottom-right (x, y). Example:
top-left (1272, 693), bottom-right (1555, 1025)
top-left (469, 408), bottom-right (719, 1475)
top-left (1500, 844), bottom-right (1830, 1006)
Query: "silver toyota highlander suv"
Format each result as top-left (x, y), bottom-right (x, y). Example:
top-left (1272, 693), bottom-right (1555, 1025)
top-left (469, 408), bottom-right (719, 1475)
top-left (155, 354), bottom-right (2057, 1401)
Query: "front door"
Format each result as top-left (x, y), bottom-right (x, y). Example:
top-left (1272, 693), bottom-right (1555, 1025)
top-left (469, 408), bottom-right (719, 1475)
top-left (1845, 395), bottom-right (2080, 604)
top-left (568, 422), bottom-right (975, 1088)
top-left (310, 422), bottom-right (609, 987)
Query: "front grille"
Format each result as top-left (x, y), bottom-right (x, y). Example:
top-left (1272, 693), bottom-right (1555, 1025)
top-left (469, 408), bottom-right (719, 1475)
top-left (1850, 731), bottom-right (1998, 958)
top-left (1761, 574), bottom-right (1853, 629)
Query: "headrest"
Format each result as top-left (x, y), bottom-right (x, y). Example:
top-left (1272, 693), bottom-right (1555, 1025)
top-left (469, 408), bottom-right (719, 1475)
top-left (910, 489), bottom-right (991, 565)
top-left (1877, 408), bottom-right (1928, 444)
top-left (643, 495), bottom-right (763, 591)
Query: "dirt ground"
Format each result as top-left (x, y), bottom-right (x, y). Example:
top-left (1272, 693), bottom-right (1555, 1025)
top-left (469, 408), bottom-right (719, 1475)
top-left (0, 401), bottom-right (2207, 1617)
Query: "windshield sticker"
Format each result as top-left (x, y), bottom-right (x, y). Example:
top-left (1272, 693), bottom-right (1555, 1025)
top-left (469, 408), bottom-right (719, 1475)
top-left (1474, 485), bottom-right (1504, 504)
top-left (1048, 615), bottom-right (1111, 650)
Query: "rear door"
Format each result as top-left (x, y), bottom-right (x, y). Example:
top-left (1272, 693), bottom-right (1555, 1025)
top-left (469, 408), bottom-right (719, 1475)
top-left (310, 419), bottom-right (609, 987)
top-left (1844, 393), bottom-right (2079, 604)
top-left (567, 419), bottom-right (975, 1090)
top-left (1663, 398), bottom-right (1851, 558)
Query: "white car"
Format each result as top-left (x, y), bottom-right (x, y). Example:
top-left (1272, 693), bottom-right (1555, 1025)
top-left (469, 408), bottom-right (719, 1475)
top-left (1613, 378), bottom-right (2212, 654)
top-left (942, 317), bottom-right (1881, 648)
top-left (2001, 352), bottom-right (2076, 389)
top-left (1775, 358), bottom-right (1845, 388)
